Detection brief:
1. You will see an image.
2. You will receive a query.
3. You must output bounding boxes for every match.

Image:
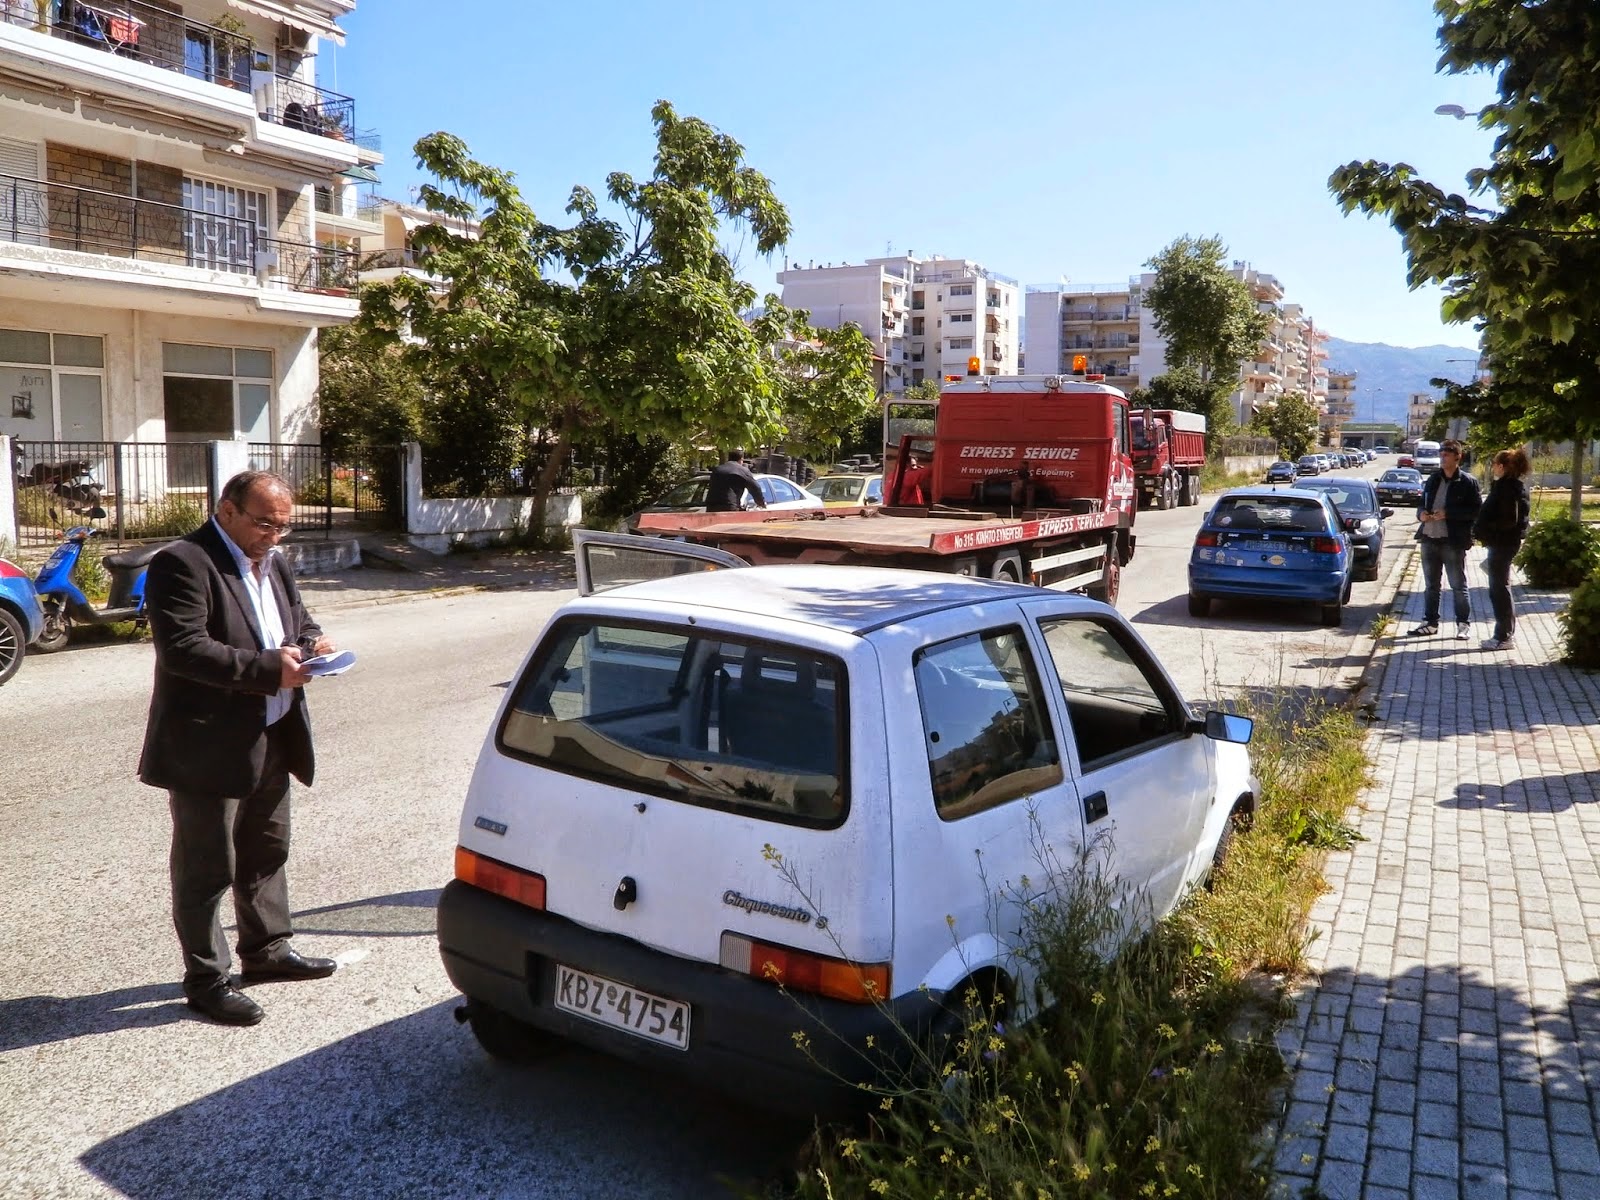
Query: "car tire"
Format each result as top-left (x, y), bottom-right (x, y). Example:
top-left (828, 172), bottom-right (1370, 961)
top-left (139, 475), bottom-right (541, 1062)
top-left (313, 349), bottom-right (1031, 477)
top-left (1321, 601), bottom-right (1343, 627)
top-left (1188, 591), bottom-right (1211, 618)
top-left (461, 997), bottom-right (559, 1063)
top-left (1206, 801), bottom-right (1255, 891)
top-left (0, 607), bottom-right (25, 686)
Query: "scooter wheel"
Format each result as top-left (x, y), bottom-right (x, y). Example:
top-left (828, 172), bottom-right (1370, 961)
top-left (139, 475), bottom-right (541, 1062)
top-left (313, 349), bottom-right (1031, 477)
top-left (34, 615), bottom-right (70, 654)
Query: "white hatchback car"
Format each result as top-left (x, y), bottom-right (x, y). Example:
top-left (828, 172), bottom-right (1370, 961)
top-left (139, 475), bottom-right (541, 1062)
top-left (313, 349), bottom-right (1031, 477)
top-left (438, 533), bottom-right (1257, 1113)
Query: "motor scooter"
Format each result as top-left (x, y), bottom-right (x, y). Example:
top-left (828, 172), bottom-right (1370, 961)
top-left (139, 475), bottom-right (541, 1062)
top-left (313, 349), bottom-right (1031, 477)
top-left (32, 526), bottom-right (162, 652)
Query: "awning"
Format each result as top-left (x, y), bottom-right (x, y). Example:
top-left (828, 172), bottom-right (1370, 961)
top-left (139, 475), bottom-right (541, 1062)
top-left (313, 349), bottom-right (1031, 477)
top-left (341, 164), bottom-right (380, 183)
top-left (226, 0), bottom-right (346, 46)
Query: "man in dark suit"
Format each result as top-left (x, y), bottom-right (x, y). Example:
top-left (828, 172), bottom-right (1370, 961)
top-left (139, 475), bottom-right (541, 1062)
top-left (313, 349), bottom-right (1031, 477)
top-left (705, 449), bottom-right (768, 512)
top-left (140, 470), bottom-right (337, 1026)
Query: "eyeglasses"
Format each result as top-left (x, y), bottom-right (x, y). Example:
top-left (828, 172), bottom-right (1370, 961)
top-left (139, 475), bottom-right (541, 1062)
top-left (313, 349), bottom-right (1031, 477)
top-left (240, 508), bottom-right (292, 536)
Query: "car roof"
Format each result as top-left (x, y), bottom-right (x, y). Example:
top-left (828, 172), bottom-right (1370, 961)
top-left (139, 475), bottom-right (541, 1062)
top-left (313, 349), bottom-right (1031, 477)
top-left (1297, 476), bottom-right (1375, 489)
top-left (583, 564), bottom-right (1069, 636)
top-left (1218, 486), bottom-right (1332, 502)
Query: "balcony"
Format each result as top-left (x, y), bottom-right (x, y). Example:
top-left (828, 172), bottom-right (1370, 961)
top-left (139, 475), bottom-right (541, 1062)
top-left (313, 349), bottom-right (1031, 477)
top-left (0, 171), bottom-right (356, 293)
top-left (3, 0), bottom-right (356, 143)
top-left (1063, 309), bottom-right (1095, 323)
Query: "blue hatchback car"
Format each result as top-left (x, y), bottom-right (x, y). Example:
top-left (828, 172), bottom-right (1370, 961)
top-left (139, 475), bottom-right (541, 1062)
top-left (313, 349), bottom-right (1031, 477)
top-left (1188, 487), bottom-right (1353, 626)
top-left (0, 554), bottom-right (44, 686)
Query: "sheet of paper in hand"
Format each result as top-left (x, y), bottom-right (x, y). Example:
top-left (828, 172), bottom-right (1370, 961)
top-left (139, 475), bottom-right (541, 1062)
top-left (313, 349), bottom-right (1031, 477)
top-left (302, 650), bottom-right (357, 677)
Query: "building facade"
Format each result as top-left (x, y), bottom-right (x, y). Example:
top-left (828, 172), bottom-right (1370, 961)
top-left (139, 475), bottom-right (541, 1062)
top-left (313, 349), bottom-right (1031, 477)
top-left (0, 0), bottom-right (380, 456)
top-left (778, 255), bottom-right (1019, 395)
top-left (1023, 277), bottom-right (1146, 388)
top-left (1324, 368), bottom-right (1357, 443)
top-left (1408, 393), bottom-right (1437, 441)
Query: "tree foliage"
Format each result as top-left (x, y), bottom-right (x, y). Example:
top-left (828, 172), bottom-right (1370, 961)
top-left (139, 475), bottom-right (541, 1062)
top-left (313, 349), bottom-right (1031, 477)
top-left (314, 324), bottom-right (425, 455)
top-left (1328, 0), bottom-right (1600, 518)
top-left (1141, 236), bottom-right (1271, 435)
top-left (1249, 391), bottom-right (1322, 461)
top-left (355, 102), bottom-right (874, 530)
top-left (1128, 366), bottom-right (1216, 420)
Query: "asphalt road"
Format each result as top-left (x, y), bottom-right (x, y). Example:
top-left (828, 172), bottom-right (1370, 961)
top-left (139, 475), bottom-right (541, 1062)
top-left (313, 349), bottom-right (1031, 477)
top-left (0, 458), bottom-right (1406, 1199)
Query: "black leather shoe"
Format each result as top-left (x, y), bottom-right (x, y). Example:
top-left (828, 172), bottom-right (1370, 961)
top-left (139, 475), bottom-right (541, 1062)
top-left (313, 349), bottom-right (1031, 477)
top-left (240, 948), bottom-right (338, 982)
top-left (186, 981), bottom-right (265, 1026)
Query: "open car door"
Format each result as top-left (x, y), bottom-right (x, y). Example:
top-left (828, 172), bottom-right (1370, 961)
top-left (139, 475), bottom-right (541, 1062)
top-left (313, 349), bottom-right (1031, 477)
top-left (572, 529), bottom-right (748, 597)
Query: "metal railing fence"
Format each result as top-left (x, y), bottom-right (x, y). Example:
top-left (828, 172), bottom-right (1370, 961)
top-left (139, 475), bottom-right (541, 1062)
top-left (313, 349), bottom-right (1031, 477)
top-left (10, 440), bottom-right (213, 548)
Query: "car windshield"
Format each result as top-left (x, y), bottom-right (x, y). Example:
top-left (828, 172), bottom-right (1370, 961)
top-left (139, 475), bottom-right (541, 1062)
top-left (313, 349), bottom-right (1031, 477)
top-left (1381, 469), bottom-right (1421, 483)
top-left (1212, 496), bottom-right (1330, 532)
top-left (1301, 483), bottom-right (1376, 514)
top-left (808, 476), bottom-right (866, 502)
top-left (499, 620), bottom-right (846, 827)
top-left (654, 478), bottom-right (709, 507)
top-left (1298, 456), bottom-right (1317, 465)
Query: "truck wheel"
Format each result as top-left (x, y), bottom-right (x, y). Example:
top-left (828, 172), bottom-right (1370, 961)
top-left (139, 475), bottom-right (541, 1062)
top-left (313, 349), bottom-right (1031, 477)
top-left (0, 609), bottom-right (24, 686)
top-left (1180, 473), bottom-right (1197, 506)
top-left (1168, 475), bottom-right (1181, 510)
top-left (1087, 538), bottom-right (1121, 605)
top-left (461, 997), bottom-right (558, 1063)
top-left (1188, 592), bottom-right (1211, 618)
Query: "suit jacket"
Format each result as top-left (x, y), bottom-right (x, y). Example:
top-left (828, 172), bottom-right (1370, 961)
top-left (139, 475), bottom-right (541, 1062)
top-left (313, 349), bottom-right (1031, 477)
top-left (139, 521), bottom-right (323, 798)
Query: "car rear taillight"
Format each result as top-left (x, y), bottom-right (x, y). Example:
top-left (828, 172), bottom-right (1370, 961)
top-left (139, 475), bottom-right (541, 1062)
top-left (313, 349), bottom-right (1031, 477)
top-left (0, 559), bottom-right (26, 579)
top-left (720, 932), bottom-right (890, 1005)
top-left (1194, 532), bottom-right (1218, 547)
top-left (1311, 537), bottom-right (1342, 554)
top-left (455, 846), bottom-right (546, 910)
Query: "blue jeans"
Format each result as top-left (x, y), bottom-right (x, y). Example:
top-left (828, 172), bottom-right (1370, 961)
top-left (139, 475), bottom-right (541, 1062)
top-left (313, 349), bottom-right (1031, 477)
top-left (1419, 538), bottom-right (1469, 625)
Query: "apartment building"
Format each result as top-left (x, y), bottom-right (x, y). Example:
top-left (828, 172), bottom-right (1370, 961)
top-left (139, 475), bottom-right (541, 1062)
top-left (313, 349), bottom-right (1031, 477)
top-left (777, 255), bottom-right (1019, 395)
top-left (1408, 393), bottom-right (1437, 441)
top-left (0, 0), bottom-right (380, 457)
top-left (1023, 277), bottom-right (1147, 387)
top-left (1324, 367), bottom-right (1357, 443)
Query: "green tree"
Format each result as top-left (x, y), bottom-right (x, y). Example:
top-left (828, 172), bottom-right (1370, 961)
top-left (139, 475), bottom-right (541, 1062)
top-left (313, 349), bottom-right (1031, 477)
top-left (357, 102), bottom-right (873, 533)
top-left (1329, 0), bottom-right (1600, 520)
top-left (1128, 366), bottom-right (1217, 420)
top-left (1141, 236), bottom-right (1272, 435)
top-left (314, 324), bottom-right (425, 455)
top-left (1249, 391), bottom-right (1321, 460)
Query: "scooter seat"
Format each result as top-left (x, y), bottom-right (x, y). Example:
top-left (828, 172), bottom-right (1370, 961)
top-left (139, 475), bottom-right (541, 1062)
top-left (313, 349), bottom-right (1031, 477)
top-left (102, 544), bottom-right (165, 570)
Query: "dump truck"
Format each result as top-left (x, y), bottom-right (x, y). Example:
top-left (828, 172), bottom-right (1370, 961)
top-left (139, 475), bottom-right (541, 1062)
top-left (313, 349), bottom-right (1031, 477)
top-left (1129, 408), bottom-right (1207, 510)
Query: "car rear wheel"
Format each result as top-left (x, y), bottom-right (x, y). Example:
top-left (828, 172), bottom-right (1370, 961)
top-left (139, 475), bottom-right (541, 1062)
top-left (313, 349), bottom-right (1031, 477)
top-left (460, 997), bottom-right (559, 1063)
top-left (1321, 601), bottom-right (1343, 627)
top-left (0, 608), bottom-right (25, 686)
top-left (1188, 591), bottom-right (1211, 618)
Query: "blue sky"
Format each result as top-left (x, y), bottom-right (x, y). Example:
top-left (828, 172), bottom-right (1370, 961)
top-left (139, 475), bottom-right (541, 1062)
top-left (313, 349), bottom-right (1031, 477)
top-left (326, 0), bottom-right (1498, 350)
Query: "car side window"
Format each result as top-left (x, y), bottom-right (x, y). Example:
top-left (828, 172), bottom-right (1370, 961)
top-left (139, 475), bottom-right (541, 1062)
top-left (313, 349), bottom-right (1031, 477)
top-left (772, 479), bottom-right (801, 502)
top-left (913, 627), bottom-right (1062, 820)
top-left (866, 477), bottom-right (883, 503)
top-left (1035, 617), bottom-right (1184, 770)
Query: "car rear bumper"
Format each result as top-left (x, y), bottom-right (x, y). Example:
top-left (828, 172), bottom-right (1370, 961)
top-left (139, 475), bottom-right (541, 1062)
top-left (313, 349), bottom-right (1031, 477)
top-left (437, 881), bottom-right (940, 1116)
top-left (1189, 562), bottom-right (1347, 603)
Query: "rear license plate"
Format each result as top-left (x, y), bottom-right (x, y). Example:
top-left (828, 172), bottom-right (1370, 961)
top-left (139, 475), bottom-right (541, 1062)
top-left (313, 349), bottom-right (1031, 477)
top-left (554, 963), bottom-right (690, 1050)
top-left (1228, 539), bottom-right (1293, 553)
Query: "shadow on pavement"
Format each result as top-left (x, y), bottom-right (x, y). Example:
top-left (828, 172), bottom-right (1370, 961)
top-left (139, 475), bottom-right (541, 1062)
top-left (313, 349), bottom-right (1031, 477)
top-left (1278, 962), bottom-right (1600, 1197)
top-left (291, 888), bottom-right (441, 939)
top-left (79, 1001), bottom-right (812, 1200)
top-left (1443, 771), bottom-right (1600, 814)
top-left (0, 983), bottom-right (190, 1053)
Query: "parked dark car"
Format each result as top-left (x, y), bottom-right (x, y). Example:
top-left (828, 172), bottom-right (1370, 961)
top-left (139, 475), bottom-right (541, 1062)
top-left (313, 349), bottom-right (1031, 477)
top-left (1375, 468), bottom-right (1424, 507)
top-left (1266, 460), bottom-right (1299, 484)
top-left (1296, 455), bottom-right (1321, 477)
top-left (1291, 477), bottom-right (1393, 582)
top-left (1189, 487), bottom-right (1353, 626)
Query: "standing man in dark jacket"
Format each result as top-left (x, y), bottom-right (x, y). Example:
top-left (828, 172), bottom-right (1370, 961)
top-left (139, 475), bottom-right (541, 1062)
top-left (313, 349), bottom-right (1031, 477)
top-left (705, 449), bottom-right (768, 513)
top-left (1410, 439), bottom-right (1482, 640)
top-left (1472, 447), bottom-right (1532, 650)
top-left (140, 470), bottom-right (337, 1026)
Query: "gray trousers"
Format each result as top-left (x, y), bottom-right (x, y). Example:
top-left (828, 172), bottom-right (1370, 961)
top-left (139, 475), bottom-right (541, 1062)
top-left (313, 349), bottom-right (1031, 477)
top-left (169, 725), bottom-right (293, 994)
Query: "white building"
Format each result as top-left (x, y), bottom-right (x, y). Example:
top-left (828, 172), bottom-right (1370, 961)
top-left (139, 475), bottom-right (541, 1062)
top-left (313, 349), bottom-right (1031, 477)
top-left (0, 0), bottom-right (380, 456)
top-left (778, 255), bottom-right (1019, 395)
top-left (1408, 393), bottom-right (1437, 440)
top-left (1023, 277), bottom-right (1148, 389)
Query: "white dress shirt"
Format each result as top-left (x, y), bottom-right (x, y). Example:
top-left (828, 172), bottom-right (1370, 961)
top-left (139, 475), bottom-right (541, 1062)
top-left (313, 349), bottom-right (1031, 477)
top-left (211, 518), bottom-right (292, 726)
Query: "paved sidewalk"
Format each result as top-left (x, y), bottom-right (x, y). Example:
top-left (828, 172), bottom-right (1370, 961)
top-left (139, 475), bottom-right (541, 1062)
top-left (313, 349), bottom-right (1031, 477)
top-left (290, 534), bottom-right (575, 610)
top-left (1276, 548), bottom-right (1600, 1199)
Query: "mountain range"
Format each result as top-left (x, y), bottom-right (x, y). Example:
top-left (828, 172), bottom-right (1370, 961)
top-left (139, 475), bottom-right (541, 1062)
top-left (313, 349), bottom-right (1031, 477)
top-left (1322, 337), bottom-right (1480, 427)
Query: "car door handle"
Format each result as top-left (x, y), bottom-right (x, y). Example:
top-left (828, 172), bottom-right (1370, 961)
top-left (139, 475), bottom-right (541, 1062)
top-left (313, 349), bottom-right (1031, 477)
top-left (1083, 791), bottom-right (1109, 823)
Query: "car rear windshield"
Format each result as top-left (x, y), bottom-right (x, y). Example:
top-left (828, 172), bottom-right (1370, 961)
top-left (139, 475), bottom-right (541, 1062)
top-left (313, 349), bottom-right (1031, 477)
top-left (655, 478), bottom-right (708, 507)
top-left (1305, 485), bottom-right (1376, 514)
top-left (498, 619), bottom-right (848, 827)
top-left (1212, 496), bottom-right (1330, 532)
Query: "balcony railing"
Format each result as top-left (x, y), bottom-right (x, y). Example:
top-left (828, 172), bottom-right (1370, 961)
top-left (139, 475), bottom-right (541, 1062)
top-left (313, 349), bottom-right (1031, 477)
top-left (10, 0), bottom-right (254, 88)
top-left (1, 0), bottom-right (357, 140)
top-left (0, 171), bottom-right (356, 294)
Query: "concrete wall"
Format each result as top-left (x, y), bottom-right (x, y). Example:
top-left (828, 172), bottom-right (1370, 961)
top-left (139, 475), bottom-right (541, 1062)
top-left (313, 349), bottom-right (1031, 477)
top-left (0, 297), bottom-right (319, 444)
top-left (401, 442), bottom-right (582, 554)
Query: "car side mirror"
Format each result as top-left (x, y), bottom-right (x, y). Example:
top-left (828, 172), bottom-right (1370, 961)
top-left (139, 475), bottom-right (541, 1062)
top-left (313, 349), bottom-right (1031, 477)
top-left (1203, 711), bottom-right (1253, 744)
top-left (1380, 508), bottom-right (1394, 519)
top-left (1343, 517), bottom-right (1356, 531)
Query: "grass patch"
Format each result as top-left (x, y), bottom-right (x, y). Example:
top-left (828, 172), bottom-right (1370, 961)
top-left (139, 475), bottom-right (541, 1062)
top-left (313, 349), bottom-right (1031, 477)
top-left (1201, 460), bottom-right (1267, 494)
top-left (786, 696), bottom-right (1371, 1200)
top-left (1529, 490), bottom-right (1600, 524)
